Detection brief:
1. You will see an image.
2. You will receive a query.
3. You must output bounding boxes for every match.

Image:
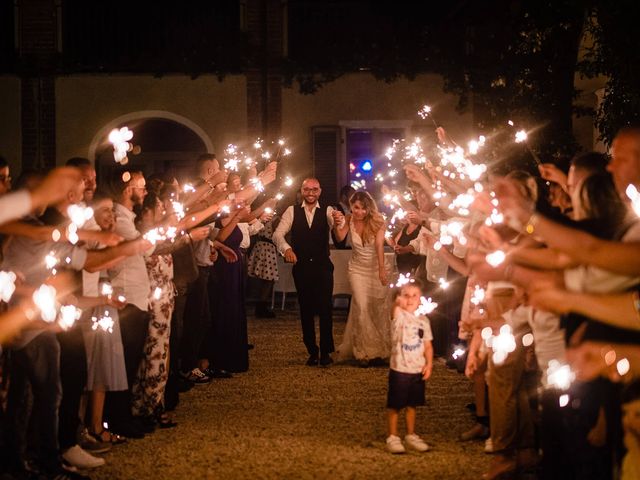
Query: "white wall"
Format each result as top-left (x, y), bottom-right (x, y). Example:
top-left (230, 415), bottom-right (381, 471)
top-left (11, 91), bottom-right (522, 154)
top-left (55, 74), bottom-right (247, 164)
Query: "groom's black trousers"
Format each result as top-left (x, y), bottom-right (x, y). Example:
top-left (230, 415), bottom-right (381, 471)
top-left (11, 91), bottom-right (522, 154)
top-left (292, 258), bottom-right (335, 356)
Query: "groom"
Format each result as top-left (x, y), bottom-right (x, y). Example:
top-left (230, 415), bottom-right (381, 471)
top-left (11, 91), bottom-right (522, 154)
top-left (273, 178), bottom-right (341, 366)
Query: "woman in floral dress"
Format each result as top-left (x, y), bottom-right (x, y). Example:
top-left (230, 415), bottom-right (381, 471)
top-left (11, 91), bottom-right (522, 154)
top-left (132, 191), bottom-right (177, 426)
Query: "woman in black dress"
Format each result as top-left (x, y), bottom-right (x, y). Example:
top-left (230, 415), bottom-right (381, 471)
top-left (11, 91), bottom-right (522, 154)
top-left (209, 206), bottom-right (250, 373)
top-left (392, 212), bottom-right (424, 275)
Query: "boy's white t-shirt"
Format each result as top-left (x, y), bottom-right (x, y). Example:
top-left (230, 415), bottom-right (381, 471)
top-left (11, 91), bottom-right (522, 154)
top-left (390, 308), bottom-right (433, 374)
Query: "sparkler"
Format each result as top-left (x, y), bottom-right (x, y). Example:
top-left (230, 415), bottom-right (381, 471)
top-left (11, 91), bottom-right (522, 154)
top-left (507, 121), bottom-right (542, 166)
top-left (626, 185), bottom-right (640, 217)
top-left (183, 183), bottom-right (196, 194)
top-left (489, 324), bottom-right (517, 365)
top-left (143, 226), bottom-right (178, 245)
top-left (45, 251), bottom-right (59, 275)
top-left (470, 285), bottom-right (486, 306)
top-left (66, 223), bottom-right (79, 245)
top-left (0, 271), bottom-right (17, 302)
top-left (485, 250), bottom-right (507, 267)
top-left (101, 283), bottom-right (113, 297)
top-left (522, 333), bottom-right (534, 347)
top-left (452, 345), bottom-right (467, 360)
top-left (67, 204), bottom-right (94, 228)
top-left (514, 130), bottom-right (528, 143)
top-left (617, 358), bottom-right (631, 376)
top-left (415, 296), bottom-right (438, 316)
top-left (32, 284), bottom-right (57, 323)
top-left (153, 287), bottom-right (162, 300)
top-left (108, 127), bottom-right (134, 165)
top-left (249, 177), bottom-right (265, 192)
top-left (351, 179), bottom-right (366, 190)
top-left (417, 104), bottom-right (438, 128)
top-left (171, 201), bottom-right (186, 221)
top-left (58, 305), bottom-right (81, 330)
top-left (392, 273), bottom-right (415, 288)
top-left (546, 360), bottom-right (575, 390)
top-left (92, 310), bottom-right (115, 333)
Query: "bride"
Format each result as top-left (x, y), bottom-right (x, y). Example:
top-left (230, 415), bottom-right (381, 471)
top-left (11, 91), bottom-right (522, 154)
top-left (332, 191), bottom-right (392, 366)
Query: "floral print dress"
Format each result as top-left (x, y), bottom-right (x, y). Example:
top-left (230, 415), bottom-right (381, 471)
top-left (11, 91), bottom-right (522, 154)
top-left (132, 253), bottom-right (175, 417)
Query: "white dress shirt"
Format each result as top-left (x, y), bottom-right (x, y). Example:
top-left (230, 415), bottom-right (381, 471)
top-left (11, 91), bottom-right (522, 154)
top-left (272, 202), bottom-right (337, 255)
top-left (108, 203), bottom-right (151, 311)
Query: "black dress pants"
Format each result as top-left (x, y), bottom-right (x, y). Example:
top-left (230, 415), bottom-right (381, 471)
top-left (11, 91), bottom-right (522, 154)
top-left (180, 266), bottom-right (210, 371)
top-left (56, 326), bottom-right (87, 451)
top-left (105, 304), bottom-right (149, 424)
top-left (292, 259), bottom-right (334, 356)
top-left (7, 332), bottom-right (61, 471)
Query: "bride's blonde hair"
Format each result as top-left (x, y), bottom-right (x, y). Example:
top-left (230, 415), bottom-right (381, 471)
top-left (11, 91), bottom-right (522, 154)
top-left (350, 191), bottom-right (385, 244)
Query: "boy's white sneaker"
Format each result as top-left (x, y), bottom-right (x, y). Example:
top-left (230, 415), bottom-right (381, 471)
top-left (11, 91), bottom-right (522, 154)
top-left (386, 435), bottom-right (406, 454)
top-left (62, 445), bottom-right (105, 469)
top-left (404, 434), bottom-right (430, 452)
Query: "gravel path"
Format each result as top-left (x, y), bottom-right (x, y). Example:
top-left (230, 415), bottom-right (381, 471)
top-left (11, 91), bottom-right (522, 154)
top-left (92, 311), bottom-right (489, 480)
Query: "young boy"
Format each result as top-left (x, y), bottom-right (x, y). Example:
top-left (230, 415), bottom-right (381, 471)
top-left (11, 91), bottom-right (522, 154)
top-left (386, 281), bottom-right (433, 454)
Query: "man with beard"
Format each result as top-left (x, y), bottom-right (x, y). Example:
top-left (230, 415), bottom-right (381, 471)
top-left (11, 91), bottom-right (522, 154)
top-left (273, 178), bottom-right (340, 367)
top-left (105, 169), bottom-right (154, 438)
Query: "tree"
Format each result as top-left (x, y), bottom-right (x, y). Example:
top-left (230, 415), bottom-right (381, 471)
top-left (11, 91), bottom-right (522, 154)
top-left (579, 0), bottom-right (640, 145)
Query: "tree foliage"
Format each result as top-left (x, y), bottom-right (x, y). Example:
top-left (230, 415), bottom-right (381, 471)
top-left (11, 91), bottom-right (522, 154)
top-left (578, 0), bottom-right (640, 146)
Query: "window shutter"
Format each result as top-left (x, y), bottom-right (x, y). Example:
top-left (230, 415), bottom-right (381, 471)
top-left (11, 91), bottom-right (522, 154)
top-left (312, 126), bottom-right (341, 206)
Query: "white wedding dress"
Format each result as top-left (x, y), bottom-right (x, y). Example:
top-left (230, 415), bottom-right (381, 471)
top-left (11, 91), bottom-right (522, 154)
top-left (337, 221), bottom-right (393, 361)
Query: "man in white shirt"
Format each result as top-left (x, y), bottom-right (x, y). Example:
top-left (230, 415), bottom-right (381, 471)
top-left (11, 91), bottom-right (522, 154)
top-left (272, 178), bottom-right (340, 366)
top-left (106, 169), bottom-right (153, 437)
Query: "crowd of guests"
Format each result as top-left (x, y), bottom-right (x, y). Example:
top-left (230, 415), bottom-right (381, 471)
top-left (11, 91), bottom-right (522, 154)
top-left (1, 123), bottom-right (640, 480)
top-left (0, 154), bottom-right (277, 479)
top-left (365, 126), bottom-right (640, 479)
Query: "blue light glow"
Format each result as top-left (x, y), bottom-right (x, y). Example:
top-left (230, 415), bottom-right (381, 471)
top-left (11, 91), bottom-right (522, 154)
top-left (360, 160), bottom-right (373, 172)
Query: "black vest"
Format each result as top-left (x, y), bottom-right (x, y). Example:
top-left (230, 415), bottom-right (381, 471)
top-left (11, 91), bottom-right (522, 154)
top-left (290, 204), bottom-right (330, 262)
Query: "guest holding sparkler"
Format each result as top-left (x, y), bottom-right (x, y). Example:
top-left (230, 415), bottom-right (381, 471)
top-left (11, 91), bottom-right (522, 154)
top-left (210, 204), bottom-right (252, 373)
top-left (106, 169), bottom-right (155, 439)
top-left (385, 281), bottom-right (433, 454)
top-left (81, 191), bottom-right (129, 447)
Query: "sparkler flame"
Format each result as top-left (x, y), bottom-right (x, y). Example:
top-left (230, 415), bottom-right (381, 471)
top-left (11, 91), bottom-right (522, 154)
top-left (626, 184), bottom-right (640, 217)
top-left (45, 252), bottom-right (59, 271)
top-left (470, 285), bottom-right (485, 306)
top-left (489, 324), bottom-right (517, 365)
top-left (58, 305), bottom-right (81, 330)
top-left (546, 360), bottom-right (575, 390)
top-left (417, 105), bottom-right (432, 119)
top-left (92, 310), bottom-right (114, 333)
top-left (486, 250), bottom-right (506, 267)
top-left (415, 296), bottom-right (438, 316)
top-left (0, 271), bottom-right (17, 302)
top-left (32, 284), bottom-right (57, 323)
top-left (67, 204), bottom-right (94, 228)
top-left (452, 346), bottom-right (466, 360)
top-left (108, 127), bottom-right (133, 164)
top-left (515, 130), bottom-right (528, 143)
